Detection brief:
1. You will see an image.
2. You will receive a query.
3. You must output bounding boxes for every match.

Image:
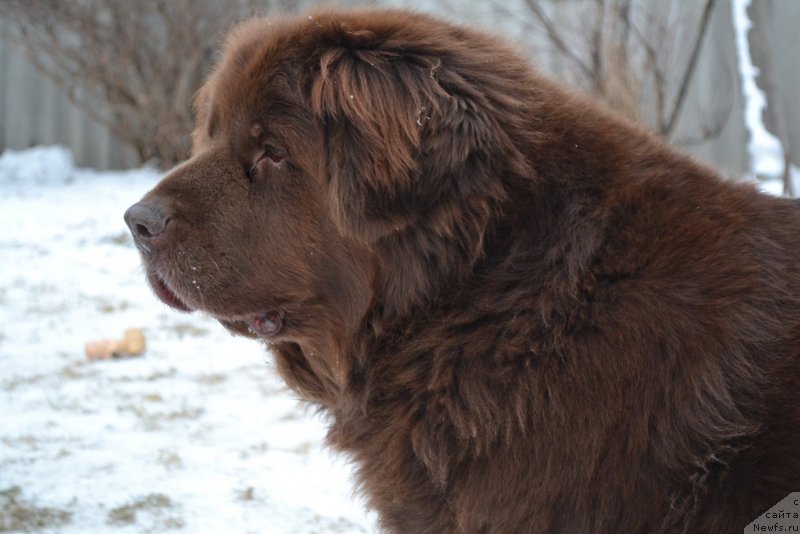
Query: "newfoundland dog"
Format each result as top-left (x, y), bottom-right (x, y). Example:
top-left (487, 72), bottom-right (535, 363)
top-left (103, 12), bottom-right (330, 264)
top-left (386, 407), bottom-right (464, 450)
top-left (124, 9), bottom-right (800, 533)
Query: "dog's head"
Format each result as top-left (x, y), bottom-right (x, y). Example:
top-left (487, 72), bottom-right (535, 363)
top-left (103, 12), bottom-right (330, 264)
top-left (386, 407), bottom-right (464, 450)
top-left (124, 10), bottom-right (532, 343)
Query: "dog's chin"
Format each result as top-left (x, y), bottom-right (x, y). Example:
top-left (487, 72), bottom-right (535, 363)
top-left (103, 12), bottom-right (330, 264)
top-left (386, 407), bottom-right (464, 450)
top-left (147, 272), bottom-right (193, 312)
top-left (220, 318), bottom-right (258, 338)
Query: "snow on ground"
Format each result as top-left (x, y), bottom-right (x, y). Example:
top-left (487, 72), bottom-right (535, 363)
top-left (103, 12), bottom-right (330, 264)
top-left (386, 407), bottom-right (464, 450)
top-left (731, 0), bottom-right (795, 196)
top-left (0, 146), bottom-right (376, 533)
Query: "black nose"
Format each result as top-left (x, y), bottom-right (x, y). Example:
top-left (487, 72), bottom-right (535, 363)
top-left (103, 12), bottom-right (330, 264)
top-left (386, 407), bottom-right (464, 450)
top-left (124, 202), bottom-right (169, 242)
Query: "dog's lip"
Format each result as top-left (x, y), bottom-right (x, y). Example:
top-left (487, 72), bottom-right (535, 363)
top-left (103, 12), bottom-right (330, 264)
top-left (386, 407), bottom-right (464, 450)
top-left (147, 272), bottom-right (193, 312)
top-left (143, 271), bottom-right (284, 336)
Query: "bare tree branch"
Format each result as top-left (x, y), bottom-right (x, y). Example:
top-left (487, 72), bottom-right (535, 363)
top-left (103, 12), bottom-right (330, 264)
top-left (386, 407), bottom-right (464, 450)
top-left (518, 0), bottom-right (595, 81)
top-left (483, 0), bottom-right (727, 146)
top-left (663, 0), bottom-right (719, 137)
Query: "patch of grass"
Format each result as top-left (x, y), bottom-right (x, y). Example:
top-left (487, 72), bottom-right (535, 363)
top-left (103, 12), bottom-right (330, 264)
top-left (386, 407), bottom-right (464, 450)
top-left (2, 373), bottom-right (47, 392)
top-left (59, 360), bottom-right (96, 381)
top-left (0, 486), bottom-right (72, 532)
top-left (112, 367), bottom-right (177, 384)
top-left (256, 380), bottom-right (287, 397)
top-left (167, 322), bottom-right (210, 338)
top-left (146, 367), bottom-right (177, 382)
top-left (156, 449), bottom-right (183, 470)
top-left (23, 284), bottom-right (66, 315)
top-left (119, 403), bottom-right (204, 431)
top-left (106, 493), bottom-right (183, 529)
top-left (196, 373), bottom-right (227, 386)
top-left (2, 434), bottom-right (40, 449)
top-left (293, 442), bottom-right (312, 455)
top-left (306, 514), bottom-right (366, 534)
top-left (239, 441), bottom-right (270, 460)
top-left (163, 406), bottom-right (204, 421)
top-left (279, 411), bottom-right (301, 422)
top-left (162, 517), bottom-right (186, 529)
top-left (93, 298), bottom-right (131, 314)
top-left (235, 486), bottom-right (255, 502)
top-left (250, 441), bottom-right (270, 453)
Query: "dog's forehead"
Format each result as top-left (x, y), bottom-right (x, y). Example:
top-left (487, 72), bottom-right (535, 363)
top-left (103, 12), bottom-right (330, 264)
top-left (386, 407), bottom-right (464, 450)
top-left (215, 26), bottom-right (287, 107)
top-left (192, 20), bottom-right (302, 149)
top-left (222, 18), bottom-right (284, 74)
top-left (195, 9), bottom-right (434, 148)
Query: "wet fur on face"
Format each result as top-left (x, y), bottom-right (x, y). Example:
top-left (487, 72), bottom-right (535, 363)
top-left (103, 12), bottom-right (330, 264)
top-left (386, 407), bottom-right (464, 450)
top-left (126, 9), bottom-right (800, 533)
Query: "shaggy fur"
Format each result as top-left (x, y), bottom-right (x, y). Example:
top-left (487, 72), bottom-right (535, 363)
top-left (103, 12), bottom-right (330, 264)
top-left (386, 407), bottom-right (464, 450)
top-left (124, 9), bottom-right (800, 532)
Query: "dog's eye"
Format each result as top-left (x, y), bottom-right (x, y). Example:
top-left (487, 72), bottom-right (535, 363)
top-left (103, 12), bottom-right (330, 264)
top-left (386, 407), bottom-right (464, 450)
top-left (265, 146), bottom-right (286, 165)
top-left (247, 144), bottom-right (287, 179)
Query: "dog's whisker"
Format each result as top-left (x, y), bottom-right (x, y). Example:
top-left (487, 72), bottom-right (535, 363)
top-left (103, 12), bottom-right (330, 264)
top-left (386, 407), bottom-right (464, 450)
top-left (210, 258), bottom-right (224, 277)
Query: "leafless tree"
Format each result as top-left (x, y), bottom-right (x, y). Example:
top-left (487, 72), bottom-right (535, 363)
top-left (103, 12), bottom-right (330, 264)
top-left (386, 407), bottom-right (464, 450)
top-left (3, 0), bottom-right (727, 168)
top-left (488, 0), bottom-right (725, 143)
top-left (1, 0), bottom-right (318, 168)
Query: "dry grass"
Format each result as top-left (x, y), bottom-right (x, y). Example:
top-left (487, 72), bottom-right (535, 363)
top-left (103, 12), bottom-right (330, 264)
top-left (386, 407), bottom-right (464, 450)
top-left (0, 486), bottom-right (72, 532)
top-left (106, 493), bottom-right (183, 529)
top-left (167, 322), bottom-right (211, 338)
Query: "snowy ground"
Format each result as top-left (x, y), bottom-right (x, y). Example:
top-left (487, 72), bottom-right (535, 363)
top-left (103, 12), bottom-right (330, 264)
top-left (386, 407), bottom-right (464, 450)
top-left (0, 146), bottom-right (376, 533)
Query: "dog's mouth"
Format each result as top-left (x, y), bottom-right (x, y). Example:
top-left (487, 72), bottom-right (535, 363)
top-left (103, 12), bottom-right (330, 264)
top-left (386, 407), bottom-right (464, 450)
top-left (145, 268), bottom-right (287, 338)
top-left (146, 271), bottom-right (285, 338)
top-left (147, 272), bottom-right (193, 312)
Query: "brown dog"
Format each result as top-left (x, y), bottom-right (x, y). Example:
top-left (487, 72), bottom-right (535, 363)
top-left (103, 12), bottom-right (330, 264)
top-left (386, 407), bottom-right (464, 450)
top-left (124, 9), bottom-right (800, 532)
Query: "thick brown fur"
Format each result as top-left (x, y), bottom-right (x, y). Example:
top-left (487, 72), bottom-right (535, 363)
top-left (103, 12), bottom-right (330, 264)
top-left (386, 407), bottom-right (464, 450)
top-left (126, 9), bottom-right (800, 533)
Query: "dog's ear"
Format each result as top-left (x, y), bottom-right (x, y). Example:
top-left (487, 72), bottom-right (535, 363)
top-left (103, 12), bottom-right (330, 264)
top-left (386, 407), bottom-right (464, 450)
top-left (310, 29), bottom-right (516, 243)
